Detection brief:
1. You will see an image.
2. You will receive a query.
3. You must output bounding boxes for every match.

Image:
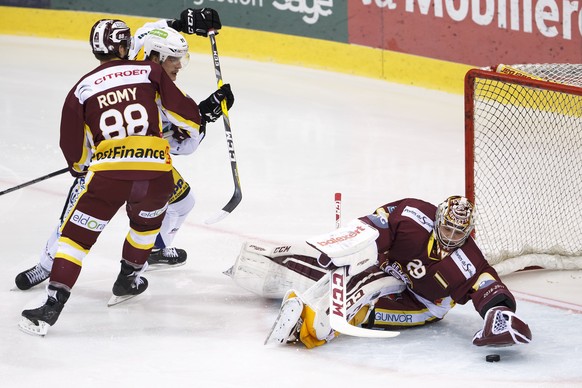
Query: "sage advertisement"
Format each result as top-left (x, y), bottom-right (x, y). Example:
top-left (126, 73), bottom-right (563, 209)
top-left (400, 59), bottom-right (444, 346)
top-left (3, 0), bottom-right (581, 65)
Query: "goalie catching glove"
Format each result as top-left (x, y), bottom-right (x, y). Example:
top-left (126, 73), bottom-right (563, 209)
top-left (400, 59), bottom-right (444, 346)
top-left (199, 84), bottom-right (235, 123)
top-left (472, 306), bottom-right (532, 346)
top-left (170, 8), bottom-right (222, 37)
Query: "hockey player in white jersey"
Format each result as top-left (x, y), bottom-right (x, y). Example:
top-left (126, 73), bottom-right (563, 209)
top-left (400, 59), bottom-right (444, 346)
top-left (128, 19), bottom-right (233, 267)
top-left (15, 8), bottom-right (233, 290)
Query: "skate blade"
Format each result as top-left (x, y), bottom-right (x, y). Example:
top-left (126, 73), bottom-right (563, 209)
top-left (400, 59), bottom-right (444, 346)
top-left (18, 317), bottom-right (49, 336)
top-left (107, 294), bottom-right (139, 307)
top-left (145, 261), bottom-right (186, 272)
top-left (264, 297), bottom-right (303, 345)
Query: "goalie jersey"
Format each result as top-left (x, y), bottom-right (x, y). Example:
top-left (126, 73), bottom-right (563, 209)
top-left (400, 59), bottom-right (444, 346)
top-left (361, 198), bottom-right (515, 323)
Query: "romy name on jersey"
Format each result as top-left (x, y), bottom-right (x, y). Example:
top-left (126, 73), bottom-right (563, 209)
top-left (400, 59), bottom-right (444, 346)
top-left (75, 65), bottom-right (151, 103)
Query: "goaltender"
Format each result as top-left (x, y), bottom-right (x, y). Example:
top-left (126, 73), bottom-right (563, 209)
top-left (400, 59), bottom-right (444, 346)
top-left (227, 196), bottom-right (532, 348)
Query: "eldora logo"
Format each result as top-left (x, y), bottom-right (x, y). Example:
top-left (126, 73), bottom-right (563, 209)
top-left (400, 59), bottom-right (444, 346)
top-left (317, 225), bottom-right (366, 247)
top-left (70, 210), bottom-right (107, 232)
top-left (139, 204), bottom-right (168, 219)
top-left (331, 271), bottom-right (344, 318)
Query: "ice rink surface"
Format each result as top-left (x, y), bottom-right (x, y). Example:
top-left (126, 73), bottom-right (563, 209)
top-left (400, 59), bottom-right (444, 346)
top-left (1, 35), bottom-right (581, 387)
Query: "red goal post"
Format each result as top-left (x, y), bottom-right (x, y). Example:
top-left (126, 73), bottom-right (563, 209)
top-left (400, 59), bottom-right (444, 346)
top-left (465, 64), bottom-right (582, 275)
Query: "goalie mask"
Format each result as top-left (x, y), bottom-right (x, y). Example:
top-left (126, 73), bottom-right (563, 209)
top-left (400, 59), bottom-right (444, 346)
top-left (143, 27), bottom-right (190, 67)
top-left (434, 196), bottom-right (475, 250)
top-left (90, 19), bottom-right (132, 59)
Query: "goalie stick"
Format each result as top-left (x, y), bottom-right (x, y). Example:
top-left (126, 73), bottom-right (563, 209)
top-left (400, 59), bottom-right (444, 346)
top-left (328, 193), bottom-right (400, 339)
top-left (0, 167), bottom-right (68, 196)
top-left (204, 30), bottom-right (242, 224)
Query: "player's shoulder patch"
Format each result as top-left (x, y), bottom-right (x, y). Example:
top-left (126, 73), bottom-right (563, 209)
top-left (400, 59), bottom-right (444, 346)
top-left (449, 248), bottom-right (477, 280)
top-left (366, 207), bottom-right (391, 229)
top-left (401, 206), bottom-right (434, 232)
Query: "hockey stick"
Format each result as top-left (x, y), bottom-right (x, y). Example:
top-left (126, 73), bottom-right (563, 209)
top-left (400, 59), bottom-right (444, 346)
top-left (0, 167), bottom-right (68, 196)
top-left (328, 193), bottom-right (400, 338)
top-left (204, 30), bottom-right (242, 224)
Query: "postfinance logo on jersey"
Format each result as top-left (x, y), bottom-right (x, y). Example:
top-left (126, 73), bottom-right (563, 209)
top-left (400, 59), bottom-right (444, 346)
top-left (70, 210), bottom-right (108, 232)
top-left (90, 136), bottom-right (172, 172)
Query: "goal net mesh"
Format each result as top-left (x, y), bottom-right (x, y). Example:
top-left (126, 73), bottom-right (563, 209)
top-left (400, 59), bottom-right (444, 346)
top-left (465, 64), bottom-right (582, 275)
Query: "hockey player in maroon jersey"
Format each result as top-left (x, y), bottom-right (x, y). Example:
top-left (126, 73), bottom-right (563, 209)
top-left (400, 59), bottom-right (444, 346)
top-left (18, 18), bottom-right (211, 336)
top-left (227, 196), bottom-right (532, 348)
top-left (14, 8), bottom-right (232, 290)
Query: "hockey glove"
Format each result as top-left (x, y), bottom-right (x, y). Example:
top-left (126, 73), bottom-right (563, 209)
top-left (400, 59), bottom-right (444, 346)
top-left (171, 8), bottom-right (222, 37)
top-left (472, 306), bottom-right (532, 346)
top-left (198, 84), bottom-right (234, 123)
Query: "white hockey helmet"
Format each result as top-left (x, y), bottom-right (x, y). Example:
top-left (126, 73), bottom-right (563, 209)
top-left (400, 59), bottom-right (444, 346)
top-left (143, 27), bottom-right (190, 67)
top-left (90, 19), bottom-right (132, 58)
top-left (434, 196), bottom-right (475, 250)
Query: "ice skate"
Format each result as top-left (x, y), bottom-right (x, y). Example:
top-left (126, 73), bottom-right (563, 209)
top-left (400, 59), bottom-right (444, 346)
top-left (19, 285), bottom-right (70, 336)
top-left (146, 247), bottom-right (187, 271)
top-left (15, 264), bottom-right (50, 291)
top-left (108, 260), bottom-right (149, 306)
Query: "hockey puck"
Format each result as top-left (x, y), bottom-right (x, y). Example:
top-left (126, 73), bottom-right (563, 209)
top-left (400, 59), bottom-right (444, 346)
top-left (486, 354), bottom-right (501, 362)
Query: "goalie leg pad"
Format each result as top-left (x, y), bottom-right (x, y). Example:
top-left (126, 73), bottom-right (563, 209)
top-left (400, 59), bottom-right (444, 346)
top-left (298, 303), bottom-right (334, 349)
top-left (264, 291), bottom-right (304, 345)
top-left (267, 268), bottom-right (405, 348)
top-left (344, 268), bottom-right (406, 322)
top-left (226, 241), bottom-right (321, 298)
top-left (472, 306), bottom-right (532, 346)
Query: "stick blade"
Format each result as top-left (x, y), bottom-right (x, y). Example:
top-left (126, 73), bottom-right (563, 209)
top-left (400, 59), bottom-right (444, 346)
top-left (205, 190), bottom-right (242, 224)
top-left (330, 314), bottom-right (400, 338)
top-left (205, 210), bottom-right (231, 225)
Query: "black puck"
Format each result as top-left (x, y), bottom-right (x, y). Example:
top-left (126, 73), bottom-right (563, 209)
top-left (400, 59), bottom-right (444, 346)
top-left (486, 354), bottom-right (501, 362)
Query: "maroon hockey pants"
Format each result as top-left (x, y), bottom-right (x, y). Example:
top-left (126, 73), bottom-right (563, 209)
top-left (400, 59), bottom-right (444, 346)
top-left (50, 171), bottom-right (174, 289)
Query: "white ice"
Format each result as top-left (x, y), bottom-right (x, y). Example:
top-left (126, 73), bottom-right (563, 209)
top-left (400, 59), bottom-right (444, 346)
top-left (1, 36), bottom-right (581, 388)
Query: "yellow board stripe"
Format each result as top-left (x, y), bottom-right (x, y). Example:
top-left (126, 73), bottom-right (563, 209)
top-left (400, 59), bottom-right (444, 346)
top-left (0, 6), bottom-right (472, 94)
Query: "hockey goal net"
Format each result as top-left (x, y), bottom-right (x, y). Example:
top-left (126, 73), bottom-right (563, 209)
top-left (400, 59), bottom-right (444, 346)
top-left (465, 64), bottom-right (582, 275)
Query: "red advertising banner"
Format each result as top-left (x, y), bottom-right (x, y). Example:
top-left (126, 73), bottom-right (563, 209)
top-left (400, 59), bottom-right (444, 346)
top-left (348, 0), bottom-right (582, 66)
